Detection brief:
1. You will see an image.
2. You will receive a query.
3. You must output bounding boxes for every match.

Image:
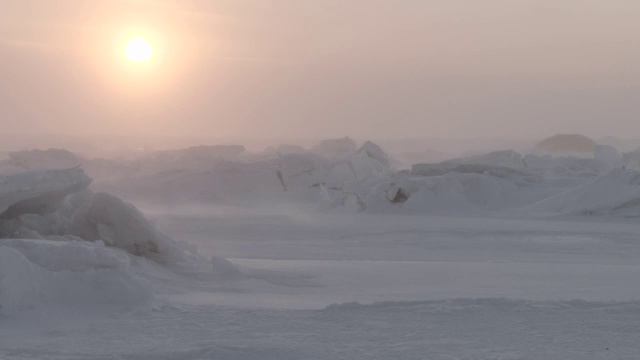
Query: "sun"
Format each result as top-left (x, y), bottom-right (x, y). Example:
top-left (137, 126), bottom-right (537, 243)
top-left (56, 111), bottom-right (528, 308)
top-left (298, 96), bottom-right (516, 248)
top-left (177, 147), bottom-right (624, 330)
top-left (124, 37), bottom-right (154, 63)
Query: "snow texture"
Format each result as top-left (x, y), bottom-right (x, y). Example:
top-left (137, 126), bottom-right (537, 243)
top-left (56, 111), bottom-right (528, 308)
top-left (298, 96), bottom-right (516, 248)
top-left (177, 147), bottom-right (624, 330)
top-left (2, 138), bottom-right (640, 359)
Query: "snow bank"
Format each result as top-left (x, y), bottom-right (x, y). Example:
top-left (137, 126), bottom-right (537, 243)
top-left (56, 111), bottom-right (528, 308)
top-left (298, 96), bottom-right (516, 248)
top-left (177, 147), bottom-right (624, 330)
top-left (319, 146), bottom-right (636, 216)
top-left (103, 140), bottom-right (394, 206)
top-left (1, 238), bottom-right (130, 272)
top-left (358, 141), bottom-right (390, 167)
top-left (69, 192), bottom-right (189, 263)
top-left (524, 168), bottom-right (640, 216)
top-left (411, 163), bottom-right (538, 183)
top-left (0, 168), bottom-right (191, 264)
top-left (0, 167), bottom-right (244, 316)
top-left (321, 163), bottom-right (545, 215)
top-left (0, 242), bottom-right (152, 315)
top-left (14, 143), bottom-right (639, 219)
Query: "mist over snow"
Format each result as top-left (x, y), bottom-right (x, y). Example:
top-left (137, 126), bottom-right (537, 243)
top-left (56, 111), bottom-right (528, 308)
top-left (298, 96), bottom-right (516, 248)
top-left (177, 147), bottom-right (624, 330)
top-left (4, 0), bottom-right (640, 356)
top-left (1, 135), bottom-right (640, 359)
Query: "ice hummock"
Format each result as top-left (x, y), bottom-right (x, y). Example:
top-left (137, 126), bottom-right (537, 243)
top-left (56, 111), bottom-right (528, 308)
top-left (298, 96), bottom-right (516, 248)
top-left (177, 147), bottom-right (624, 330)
top-left (2, 139), bottom-right (637, 219)
top-left (524, 168), bottom-right (640, 216)
top-left (0, 167), bottom-right (230, 316)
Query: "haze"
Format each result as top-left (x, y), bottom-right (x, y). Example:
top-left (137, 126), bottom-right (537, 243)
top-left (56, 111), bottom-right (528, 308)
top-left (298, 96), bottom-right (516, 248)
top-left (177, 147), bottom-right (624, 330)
top-left (1, 0), bottom-right (639, 147)
top-left (5, 2), bottom-right (640, 358)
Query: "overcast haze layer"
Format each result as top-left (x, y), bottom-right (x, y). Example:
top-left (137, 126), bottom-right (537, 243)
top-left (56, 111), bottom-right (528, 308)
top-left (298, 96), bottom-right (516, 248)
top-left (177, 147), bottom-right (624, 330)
top-left (1, 0), bottom-right (639, 143)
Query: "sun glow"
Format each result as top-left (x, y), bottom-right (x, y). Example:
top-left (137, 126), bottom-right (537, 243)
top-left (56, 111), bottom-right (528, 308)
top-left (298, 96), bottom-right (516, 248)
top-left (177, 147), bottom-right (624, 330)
top-left (124, 37), bottom-right (154, 62)
top-left (83, 17), bottom-right (198, 96)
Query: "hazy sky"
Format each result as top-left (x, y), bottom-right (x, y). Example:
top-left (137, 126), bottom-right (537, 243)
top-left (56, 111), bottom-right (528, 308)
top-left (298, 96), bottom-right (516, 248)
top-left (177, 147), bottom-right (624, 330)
top-left (1, 0), bottom-right (639, 142)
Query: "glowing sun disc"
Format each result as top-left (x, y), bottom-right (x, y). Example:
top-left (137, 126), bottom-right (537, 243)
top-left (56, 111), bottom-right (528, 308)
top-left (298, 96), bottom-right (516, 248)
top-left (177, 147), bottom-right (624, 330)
top-left (124, 37), bottom-right (154, 62)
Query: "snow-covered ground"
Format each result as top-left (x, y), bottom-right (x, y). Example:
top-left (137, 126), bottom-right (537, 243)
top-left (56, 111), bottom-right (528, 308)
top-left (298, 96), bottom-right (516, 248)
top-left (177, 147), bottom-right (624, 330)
top-left (3, 298), bottom-right (640, 359)
top-left (3, 203), bottom-right (640, 359)
top-left (2, 140), bottom-right (640, 359)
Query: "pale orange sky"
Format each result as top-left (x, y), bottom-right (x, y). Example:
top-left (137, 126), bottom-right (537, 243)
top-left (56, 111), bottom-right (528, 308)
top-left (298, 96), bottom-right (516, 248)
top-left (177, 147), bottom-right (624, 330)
top-left (1, 0), bottom-right (640, 142)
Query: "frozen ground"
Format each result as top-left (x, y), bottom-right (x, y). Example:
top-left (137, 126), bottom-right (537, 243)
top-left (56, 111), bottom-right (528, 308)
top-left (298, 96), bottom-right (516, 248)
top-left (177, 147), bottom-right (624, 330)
top-left (2, 204), bottom-right (639, 359)
top-left (2, 141), bottom-right (640, 359)
top-left (2, 299), bottom-right (640, 360)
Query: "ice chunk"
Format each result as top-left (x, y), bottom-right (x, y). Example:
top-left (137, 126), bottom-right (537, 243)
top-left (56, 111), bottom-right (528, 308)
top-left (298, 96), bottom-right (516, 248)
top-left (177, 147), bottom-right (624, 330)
top-left (357, 141), bottom-right (390, 167)
top-left (524, 168), bottom-right (640, 215)
top-left (69, 192), bottom-right (185, 263)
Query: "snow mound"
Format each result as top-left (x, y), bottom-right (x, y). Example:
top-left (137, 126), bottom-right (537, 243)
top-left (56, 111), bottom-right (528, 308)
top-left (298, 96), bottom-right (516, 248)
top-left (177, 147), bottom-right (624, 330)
top-left (104, 141), bottom-right (394, 206)
top-left (0, 243), bottom-right (152, 316)
top-left (524, 168), bottom-right (640, 216)
top-left (276, 143), bottom-right (391, 201)
top-left (0, 168), bottom-right (197, 265)
top-left (1, 238), bottom-right (130, 272)
top-left (323, 163), bottom-right (544, 214)
top-left (523, 154), bottom-right (607, 181)
top-left (401, 171), bottom-right (540, 214)
top-left (0, 167), bottom-right (243, 316)
top-left (411, 163), bottom-right (538, 183)
top-left (69, 192), bottom-right (188, 263)
top-left (357, 141), bottom-right (390, 167)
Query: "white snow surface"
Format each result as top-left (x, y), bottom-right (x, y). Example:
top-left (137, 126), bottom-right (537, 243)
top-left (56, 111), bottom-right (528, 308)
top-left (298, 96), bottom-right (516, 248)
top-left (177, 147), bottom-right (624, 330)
top-left (3, 206), bottom-right (640, 359)
top-left (0, 242), bottom-right (152, 315)
top-left (3, 143), bottom-right (640, 359)
top-left (524, 168), bottom-right (640, 216)
top-left (0, 168), bottom-right (206, 318)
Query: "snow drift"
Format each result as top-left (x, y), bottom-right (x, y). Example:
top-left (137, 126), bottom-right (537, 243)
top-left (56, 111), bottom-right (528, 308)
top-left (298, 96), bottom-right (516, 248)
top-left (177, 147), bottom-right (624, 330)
top-left (0, 167), bottom-right (219, 316)
top-left (0, 168), bottom-right (191, 264)
top-left (321, 164), bottom-right (545, 214)
top-left (0, 241), bottom-right (152, 314)
top-left (524, 168), bottom-right (640, 216)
